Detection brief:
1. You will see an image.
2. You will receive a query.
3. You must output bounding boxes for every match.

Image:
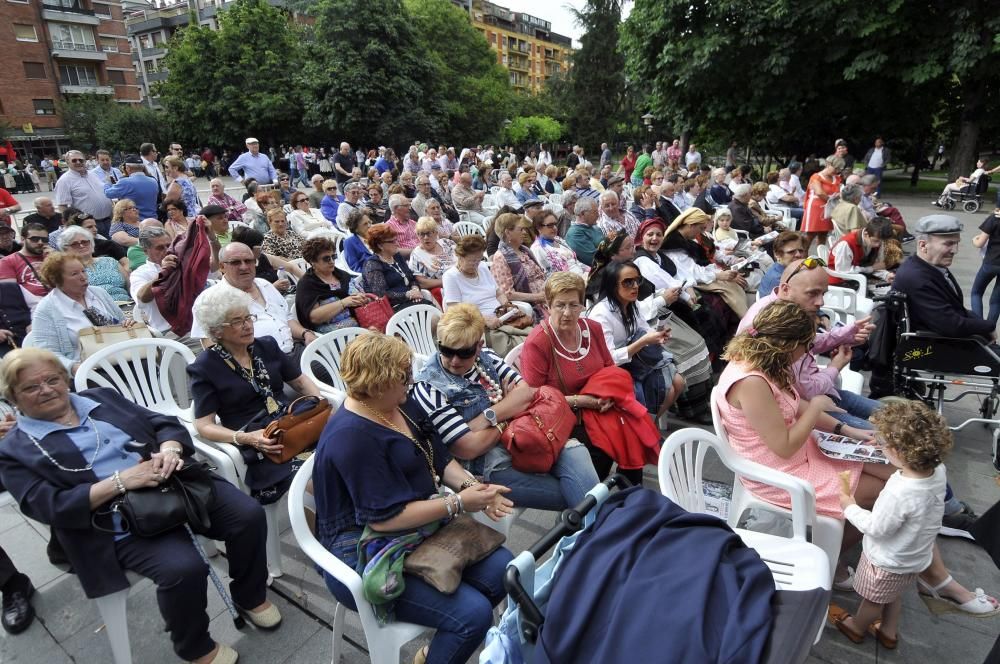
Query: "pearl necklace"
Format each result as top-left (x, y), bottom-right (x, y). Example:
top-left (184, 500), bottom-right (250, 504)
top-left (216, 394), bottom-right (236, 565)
top-left (472, 362), bottom-right (503, 405)
top-left (549, 320), bottom-right (591, 362)
top-left (27, 418), bottom-right (103, 473)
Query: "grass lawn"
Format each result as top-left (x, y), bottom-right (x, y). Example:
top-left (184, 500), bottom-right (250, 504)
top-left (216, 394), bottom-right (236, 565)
top-left (879, 176), bottom-right (946, 196)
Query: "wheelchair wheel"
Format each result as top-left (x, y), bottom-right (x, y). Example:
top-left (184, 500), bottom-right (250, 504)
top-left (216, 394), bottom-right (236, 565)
top-left (944, 199), bottom-right (956, 211)
top-left (964, 199), bottom-right (981, 213)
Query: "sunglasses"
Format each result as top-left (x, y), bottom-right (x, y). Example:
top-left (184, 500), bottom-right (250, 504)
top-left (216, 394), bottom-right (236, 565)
top-left (69, 159), bottom-right (84, 164)
top-left (25, 236), bottom-right (48, 243)
top-left (222, 258), bottom-right (256, 266)
top-left (783, 257), bottom-right (826, 284)
top-left (619, 277), bottom-right (641, 289)
top-left (540, 222), bottom-right (558, 229)
top-left (316, 254), bottom-right (336, 263)
top-left (437, 342), bottom-right (478, 359)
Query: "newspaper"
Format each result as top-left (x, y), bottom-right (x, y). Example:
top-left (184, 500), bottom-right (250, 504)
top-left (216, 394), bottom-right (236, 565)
top-left (814, 430), bottom-right (890, 464)
top-left (702, 479), bottom-right (732, 520)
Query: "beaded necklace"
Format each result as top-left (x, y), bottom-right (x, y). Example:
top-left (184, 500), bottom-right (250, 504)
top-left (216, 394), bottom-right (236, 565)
top-left (26, 418), bottom-right (103, 473)
top-left (471, 361), bottom-right (503, 404)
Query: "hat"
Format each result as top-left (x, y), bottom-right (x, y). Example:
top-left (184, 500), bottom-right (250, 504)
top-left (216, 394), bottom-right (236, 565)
top-left (607, 175), bottom-right (625, 187)
top-left (200, 204), bottom-right (227, 218)
top-left (430, 162), bottom-right (442, 170)
top-left (915, 214), bottom-right (963, 235)
top-left (245, 137), bottom-right (259, 145)
top-left (123, 154), bottom-right (143, 165)
top-left (665, 207), bottom-right (711, 237)
top-left (522, 199), bottom-right (544, 209)
top-left (635, 217), bottom-right (667, 244)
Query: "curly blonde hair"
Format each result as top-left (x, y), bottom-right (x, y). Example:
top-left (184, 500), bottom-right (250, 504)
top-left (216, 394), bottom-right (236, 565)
top-left (723, 300), bottom-right (816, 390)
top-left (870, 401), bottom-right (952, 472)
top-left (339, 333), bottom-right (412, 399)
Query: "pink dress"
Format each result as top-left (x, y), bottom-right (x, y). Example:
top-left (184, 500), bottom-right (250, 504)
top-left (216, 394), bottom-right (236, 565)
top-left (716, 363), bottom-right (861, 518)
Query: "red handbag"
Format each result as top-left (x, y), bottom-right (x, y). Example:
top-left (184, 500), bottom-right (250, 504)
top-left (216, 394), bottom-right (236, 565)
top-left (500, 385), bottom-right (575, 473)
top-left (354, 293), bottom-right (393, 332)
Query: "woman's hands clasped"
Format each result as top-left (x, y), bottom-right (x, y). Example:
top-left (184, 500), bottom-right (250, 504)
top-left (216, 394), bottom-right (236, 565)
top-left (459, 483), bottom-right (514, 522)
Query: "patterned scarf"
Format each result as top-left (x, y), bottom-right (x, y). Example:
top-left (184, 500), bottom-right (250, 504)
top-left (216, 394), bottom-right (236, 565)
top-left (358, 519), bottom-right (443, 624)
top-left (210, 342), bottom-right (282, 416)
top-left (498, 240), bottom-right (540, 294)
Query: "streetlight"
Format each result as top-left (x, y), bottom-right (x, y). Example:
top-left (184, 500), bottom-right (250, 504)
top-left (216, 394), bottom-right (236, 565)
top-left (641, 112), bottom-right (655, 135)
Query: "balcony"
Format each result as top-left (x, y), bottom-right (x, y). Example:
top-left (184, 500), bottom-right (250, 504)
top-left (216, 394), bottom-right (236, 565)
top-left (60, 83), bottom-right (114, 94)
top-left (125, 3), bottom-right (192, 32)
top-left (51, 41), bottom-right (107, 61)
top-left (42, 1), bottom-right (101, 25)
top-left (144, 71), bottom-right (168, 83)
top-left (508, 59), bottom-right (529, 72)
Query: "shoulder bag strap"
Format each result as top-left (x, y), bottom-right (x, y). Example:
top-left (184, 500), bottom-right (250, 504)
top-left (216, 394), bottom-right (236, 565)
top-left (540, 321), bottom-right (569, 395)
top-left (17, 254), bottom-right (49, 293)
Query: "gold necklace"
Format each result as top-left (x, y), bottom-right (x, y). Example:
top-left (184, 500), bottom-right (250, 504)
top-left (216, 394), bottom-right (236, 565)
top-left (360, 400), bottom-right (439, 485)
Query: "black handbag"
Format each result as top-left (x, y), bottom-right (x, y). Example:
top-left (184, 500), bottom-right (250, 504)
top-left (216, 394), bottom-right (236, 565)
top-left (94, 461), bottom-right (217, 537)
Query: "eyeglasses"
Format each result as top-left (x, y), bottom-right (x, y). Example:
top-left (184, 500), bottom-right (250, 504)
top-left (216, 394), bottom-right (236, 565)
top-left (540, 223), bottom-right (558, 229)
top-left (416, 231), bottom-right (436, 237)
top-left (67, 240), bottom-right (92, 248)
top-left (782, 257), bottom-right (826, 284)
top-left (438, 342), bottom-right (478, 359)
top-left (619, 277), bottom-right (641, 289)
top-left (25, 236), bottom-right (48, 243)
top-left (17, 375), bottom-right (64, 397)
top-left (69, 159), bottom-right (84, 164)
top-left (222, 258), bottom-right (256, 266)
top-left (315, 254), bottom-right (336, 263)
top-left (551, 302), bottom-right (584, 312)
top-left (221, 314), bottom-right (257, 328)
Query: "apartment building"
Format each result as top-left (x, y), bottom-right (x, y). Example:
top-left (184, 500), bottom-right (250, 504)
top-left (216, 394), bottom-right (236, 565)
top-left (471, 0), bottom-right (571, 93)
top-left (0, 0), bottom-right (139, 158)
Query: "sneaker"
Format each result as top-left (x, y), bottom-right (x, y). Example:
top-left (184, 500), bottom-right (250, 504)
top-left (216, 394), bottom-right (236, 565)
top-left (901, 233), bottom-right (916, 243)
top-left (940, 502), bottom-right (978, 540)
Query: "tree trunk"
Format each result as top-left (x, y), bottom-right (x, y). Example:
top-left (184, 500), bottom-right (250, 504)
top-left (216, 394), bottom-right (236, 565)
top-left (948, 80), bottom-right (985, 180)
top-left (680, 130), bottom-right (690, 155)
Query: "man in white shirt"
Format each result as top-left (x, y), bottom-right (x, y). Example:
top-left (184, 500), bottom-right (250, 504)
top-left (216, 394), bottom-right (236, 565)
top-left (53, 149), bottom-right (114, 237)
top-left (863, 137), bottom-right (891, 194)
top-left (89, 149), bottom-right (123, 186)
top-left (190, 243), bottom-right (314, 360)
top-left (139, 142), bottom-right (167, 194)
top-left (685, 144), bottom-right (702, 170)
top-left (495, 172), bottom-right (522, 211)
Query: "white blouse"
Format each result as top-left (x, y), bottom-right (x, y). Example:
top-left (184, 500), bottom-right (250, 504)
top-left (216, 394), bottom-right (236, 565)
top-left (588, 298), bottom-right (652, 366)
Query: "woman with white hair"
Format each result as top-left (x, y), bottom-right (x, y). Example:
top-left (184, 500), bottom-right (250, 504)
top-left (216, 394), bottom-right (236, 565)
top-left (188, 287), bottom-right (322, 504)
top-left (59, 225), bottom-right (130, 302)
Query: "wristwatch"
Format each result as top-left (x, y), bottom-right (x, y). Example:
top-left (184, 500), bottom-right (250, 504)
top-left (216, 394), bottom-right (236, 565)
top-left (483, 408), bottom-right (498, 427)
top-left (833, 422), bottom-right (845, 435)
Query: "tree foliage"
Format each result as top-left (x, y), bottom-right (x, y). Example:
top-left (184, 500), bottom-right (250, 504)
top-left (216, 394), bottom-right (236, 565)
top-left (96, 107), bottom-right (171, 153)
top-left (59, 94), bottom-right (118, 150)
top-left (156, 0), bottom-right (307, 147)
top-left (506, 116), bottom-right (563, 146)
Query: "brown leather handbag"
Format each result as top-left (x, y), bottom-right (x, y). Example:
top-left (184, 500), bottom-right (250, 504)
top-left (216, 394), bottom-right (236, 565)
top-left (262, 396), bottom-right (333, 464)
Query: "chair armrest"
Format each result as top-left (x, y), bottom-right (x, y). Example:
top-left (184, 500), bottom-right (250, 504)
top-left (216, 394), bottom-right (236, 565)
top-left (726, 454), bottom-right (817, 542)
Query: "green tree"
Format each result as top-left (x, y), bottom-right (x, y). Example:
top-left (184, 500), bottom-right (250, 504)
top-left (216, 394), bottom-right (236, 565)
top-left (156, 0), bottom-right (307, 147)
top-left (564, 0), bottom-right (626, 153)
top-left (404, 0), bottom-right (512, 145)
top-left (505, 116), bottom-right (564, 147)
top-left (96, 106), bottom-right (172, 153)
top-left (304, 0), bottom-right (436, 147)
top-left (58, 94), bottom-right (119, 151)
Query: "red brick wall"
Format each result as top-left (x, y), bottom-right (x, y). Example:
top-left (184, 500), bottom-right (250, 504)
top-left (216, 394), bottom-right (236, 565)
top-left (1, 1), bottom-right (63, 130)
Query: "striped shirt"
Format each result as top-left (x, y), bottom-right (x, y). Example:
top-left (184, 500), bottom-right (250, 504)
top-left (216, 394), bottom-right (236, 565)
top-left (412, 349), bottom-right (522, 445)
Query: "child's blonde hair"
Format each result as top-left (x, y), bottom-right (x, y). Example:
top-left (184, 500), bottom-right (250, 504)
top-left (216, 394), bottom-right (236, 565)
top-left (870, 401), bottom-right (953, 472)
top-left (713, 207), bottom-right (733, 229)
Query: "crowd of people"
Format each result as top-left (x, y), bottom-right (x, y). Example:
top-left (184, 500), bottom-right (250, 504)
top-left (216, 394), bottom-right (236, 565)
top-left (0, 134), bottom-right (996, 664)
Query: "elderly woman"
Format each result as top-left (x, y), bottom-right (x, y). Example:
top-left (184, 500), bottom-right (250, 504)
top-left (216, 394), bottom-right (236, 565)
top-left (362, 223), bottom-right (428, 310)
top-left (423, 197), bottom-right (454, 239)
top-left (530, 209), bottom-right (589, 277)
top-left (162, 198), bottom-right (192, 240)
top-left (0, 348), bottom-right (280, 664)
top-left (802, 155), bottom-right (844, 248)
top-left (717, 301), bottom-right (997, 610)
top-left (830, 182), bottom-right (866, 241)
top-left (408, 217), bottom-right (456, 301)
top-left (260, 209), bottom-right (304, 260)
top-left (341, 209), bottom-right (373, 273)
top-left (295, 236), bottom-right (372, 333)
top-left (414, 303), bottom-right (599, 510)
top-left (244, 191), bottom-right (280, 235)
top-left (288, 191), bottom-right (328, 236)
top-left (162, 155), bottom-right (200, 217)
top-left (109, 199), bottom-right (141, 248)
top-left (519, 273), bottom-right (660, 487)
top-left (758, 231), bottom-right (806, 297)
top-left (189, 287), bottom-right (322, 505)
top-left (59, 226), bottom-right (130, 302)
top-left (54, 208), bottom-right (127, 265)
top-left (366, 184), bottom-right (389, 223)
top-left (29, 252), bottom-right (128, 373)
top-left (205, 177), bottom-right (246, 222)
top-left (491, 212), bottom-right (547, 320)
top-left (314, 333), bottom-right (513, 664)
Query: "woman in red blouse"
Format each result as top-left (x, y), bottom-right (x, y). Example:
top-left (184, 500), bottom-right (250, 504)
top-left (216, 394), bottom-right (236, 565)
top-left (618, 145), bottom-right (637, 183)
top-left (519, 272), bottom-right (645, 486)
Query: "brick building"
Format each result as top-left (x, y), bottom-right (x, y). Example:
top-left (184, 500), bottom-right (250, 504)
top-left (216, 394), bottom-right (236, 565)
top-left (1, 0), bottom-right (139, 160)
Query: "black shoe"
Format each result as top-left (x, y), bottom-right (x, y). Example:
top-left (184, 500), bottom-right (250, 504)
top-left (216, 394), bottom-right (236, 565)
top-left (940, 502), bottom-right (978, 540)
top-left (901, 233), bottom-right (915, 243)
top-left (1, 575), bottom-right (35, 634)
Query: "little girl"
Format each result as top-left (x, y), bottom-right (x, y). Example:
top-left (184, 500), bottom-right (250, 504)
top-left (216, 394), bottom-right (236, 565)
top-left (712, 208), bottom-right (737, 244)
top-left (829, 400), bottom-right (952, 649)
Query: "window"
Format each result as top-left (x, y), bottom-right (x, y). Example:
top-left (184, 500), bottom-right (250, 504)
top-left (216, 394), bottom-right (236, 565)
top-left (50, 23), bottom-right (97, 50)
top-left (13, 24), bottom-right (38, 42)
top-left (33, 99), bottom-right (56, 116)
top-left (107, 69), bottom-right (126, 85)
top-left (93, 2), bottom-right (113, 17)
top-left (23, 62), bottom-right (46, 79)
top-left (59, 63), bottom-right (98, 86)
top-left (99, 36), bottom-right (118, 52)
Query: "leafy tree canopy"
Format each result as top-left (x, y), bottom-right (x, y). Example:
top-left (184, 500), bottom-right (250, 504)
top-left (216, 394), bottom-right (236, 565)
top-left (506, 116), bottom-right (564, 147)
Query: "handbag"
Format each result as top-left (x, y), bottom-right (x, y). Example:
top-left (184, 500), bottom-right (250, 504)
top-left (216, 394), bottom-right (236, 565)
top-left (354, 293), bottom-right (393, 332)
top-left (77, 323), bottom-right (154, 360)
top-left (494, 303), bottom-right (533, 329)
top-left (95, 461), bottom-right (217, 537)
top-left (403, 513), bottom-right (506, 594)
top-left (499, 385), bottom-right (575, 473)
top-left (261, 395), bottom-right (332, 464)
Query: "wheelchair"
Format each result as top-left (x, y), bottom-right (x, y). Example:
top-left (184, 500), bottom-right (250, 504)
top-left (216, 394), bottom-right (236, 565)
top-left (942, 174), bottom-right (990, 213)
top-left (873, 292), bottom-right (1000, 469)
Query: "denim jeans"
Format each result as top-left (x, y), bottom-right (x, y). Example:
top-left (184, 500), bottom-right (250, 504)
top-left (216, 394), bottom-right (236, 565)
top-left (971, 262), bottom-right (1000, 324)
top-left (487, 440), bottom-right (599, 511)
top-left (827, 389), bottom-right (883, 430)
top-left (865, 167), bottom-right (884, 195)
top-left (323, 538), bottom-right (511, 664)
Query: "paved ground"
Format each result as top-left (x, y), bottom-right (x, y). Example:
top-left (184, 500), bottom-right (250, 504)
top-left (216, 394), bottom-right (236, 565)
top-left (1, 190), bottom-right (998, 663)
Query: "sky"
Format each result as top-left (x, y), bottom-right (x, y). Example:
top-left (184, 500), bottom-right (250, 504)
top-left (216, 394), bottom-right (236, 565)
top-left (494, 0), bottom-right (632, 46)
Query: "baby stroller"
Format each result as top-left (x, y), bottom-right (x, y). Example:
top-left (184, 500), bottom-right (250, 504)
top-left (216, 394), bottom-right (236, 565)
top-left (942, 175), bottom-right (990, 213)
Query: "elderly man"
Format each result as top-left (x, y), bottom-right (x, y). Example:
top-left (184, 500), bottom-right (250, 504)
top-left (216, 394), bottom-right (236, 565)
top-left (597, 190), bottom-right (640, 238)
top-left (336, 182), bottom-right (369, 231)
top-left (655, 181), bottom-right (682, 224)
top-left (53, 150), bottom-right (113, 236)
top-left (829, 217), bottom-right (894, 286)
top-left (830, 183), bottom-right (866, 240)
top-left (130, 226), bottom-right (204, 353)
top-left (333, 141), bottom-right (355, 185)
top-left (126, 218), bottom-right (164, 270)
top-left (228, 138), bottom-right (276, 185)
top-left (564, 197), bottom-right (604, 267)
top-left (451, 172), bottom-right (486, 225)
top-left (103, 155), bottom-right (159, 220)
top-left (0, 222), bottom-right (50, 308)
top-left (139, 142), bottom-right (167, 196)
top-left (765, 170), bottom-right (805, 220)
top-left (385, 194), bottom-right (418, 256)
top-left (494, 172), bottom-right (522, 211)
top-left (893, 215), bottom-right (994, 340)
top-left (412, 174), bottom-right (435, 217)
top-left (23, 197), bottom-right (61, 233)
top-left (90, 149), bottom-right (123, 186)
top-left (204, 178), bottom-right (246, 223)
top-left (599, 142), bottom-right (612, 169)
top-left (190, 242), bottom-right (315, 357)
top-left (729, 183), bottom-right (769, 238)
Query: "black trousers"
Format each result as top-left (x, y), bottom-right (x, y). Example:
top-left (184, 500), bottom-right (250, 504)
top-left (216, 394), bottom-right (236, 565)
top-left (0, 545), bottom-right (17, 590)
top-left (114, 477), bottom-right (268, 661)
top-left (572, 424), bottom-right (644, 487)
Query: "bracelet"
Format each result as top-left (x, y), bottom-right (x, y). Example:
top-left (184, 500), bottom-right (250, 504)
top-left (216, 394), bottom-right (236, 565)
top-left (460, 477), bottom-right (481, 490)
top-left (833, 422), bottom-right (845, 435)
top-left (570, 395), bottom-right (579, 410)
top-left (161, 447), bottom-right (183, 456)
top-left (455, 493), bottom-right (465, 515)
top-left (112, 471), bottom-right (126, 495)
top-left (231, 431), bottom-right (240, 446)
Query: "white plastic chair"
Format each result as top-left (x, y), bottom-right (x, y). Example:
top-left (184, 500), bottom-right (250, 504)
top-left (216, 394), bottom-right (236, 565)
top-left (385, 304), bottom-right (441, 367)
top-left (453, 221), bottom-right (486, 237)
top-left (503, 343), bottom-right (524, 370)
top-left (548, 193), bottom-right (562, 208)
top-left (299, 327), bottom-right (367, 403)
top-left (824, 269), bottom-right (873, 315)
top-left (658, 428), bottom-right (831, 644)
top-left (21, 331), bottom-right (34, 347)
top-left (709, 387), bottom-right (844, 580)
top-left (333, 234), bottom-right (361, 277)
top-left (288, 455), bottom-right (426, 664)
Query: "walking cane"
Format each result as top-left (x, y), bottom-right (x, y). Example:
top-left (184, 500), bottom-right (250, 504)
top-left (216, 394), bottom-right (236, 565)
top-left (185, 524), bottom-right (247, 630)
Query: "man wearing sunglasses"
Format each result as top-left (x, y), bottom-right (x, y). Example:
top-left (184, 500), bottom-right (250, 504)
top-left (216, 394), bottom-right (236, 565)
top-left (53, 150), bottom-right (113, 237)
top-left (0, 223), bottom-right (50, 309)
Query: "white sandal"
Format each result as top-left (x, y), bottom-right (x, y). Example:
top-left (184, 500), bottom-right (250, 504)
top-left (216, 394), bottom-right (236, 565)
top-left (918, 575), bottom-right (1000, 617)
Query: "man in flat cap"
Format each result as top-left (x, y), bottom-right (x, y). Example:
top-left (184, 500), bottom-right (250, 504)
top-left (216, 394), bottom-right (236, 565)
top-left (892, 214), bottom-right (995, 339)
